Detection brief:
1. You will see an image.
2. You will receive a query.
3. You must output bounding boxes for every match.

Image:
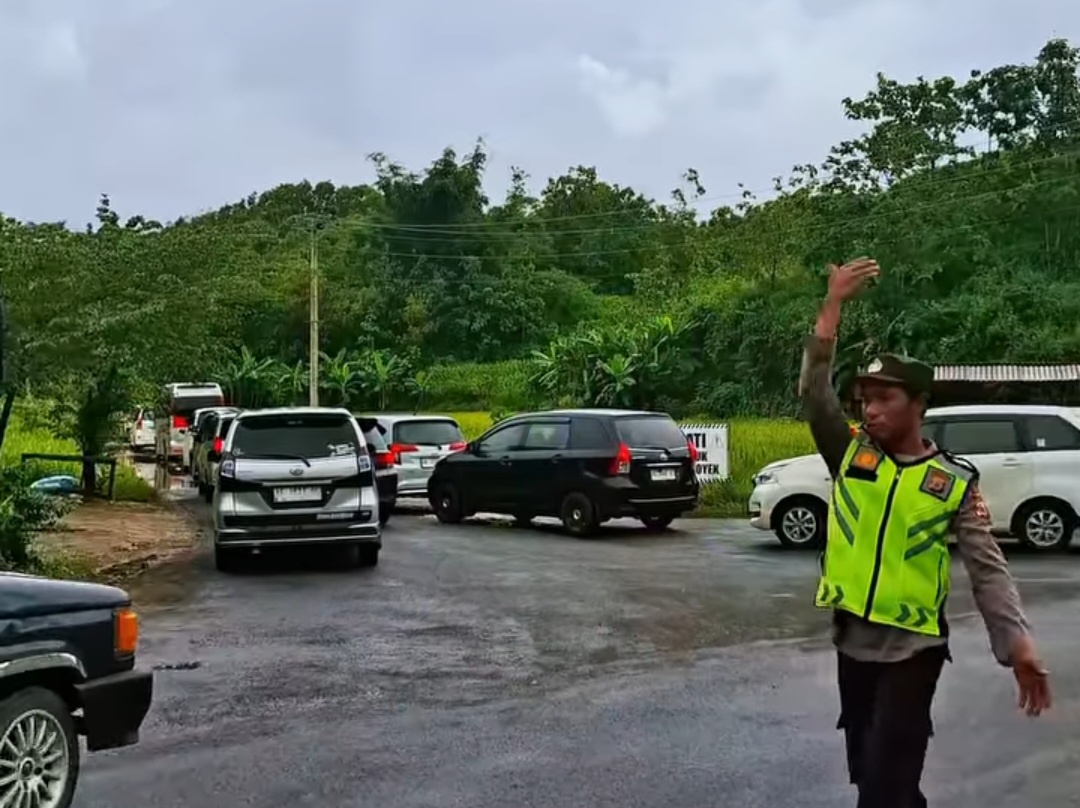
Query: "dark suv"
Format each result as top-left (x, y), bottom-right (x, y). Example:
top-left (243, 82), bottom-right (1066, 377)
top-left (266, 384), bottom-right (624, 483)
top-left (426, 409), bottom-right (699, 535)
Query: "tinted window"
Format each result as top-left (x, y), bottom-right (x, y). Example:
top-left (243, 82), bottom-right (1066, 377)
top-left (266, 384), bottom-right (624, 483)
top-left (614, 416), bottom-right (687, 449)
top-left (523, 422), bottom-right (569, 450)
top-left (570, 418), bottom-right (611, 450)
top-left (231, 414), bottom-right (360, 459)
top-left (477, 423), bottom-right (527, 453)
top-left (363, 426), bottom-right (389, 452)
top-left (937, 419), bottom-right (1020, 455)
top-left (217, 416), bottom-right (236, 437)
top-left (394, 420), bottom-right (464, 446)
top-left (197, 414), bottom-right (218, 440)
top-left (1022, 415), bottom-right (1080, 451)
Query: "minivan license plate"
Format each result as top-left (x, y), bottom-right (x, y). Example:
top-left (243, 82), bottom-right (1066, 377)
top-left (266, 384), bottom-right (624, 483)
top-left (421, 458), bottom-right (436, 469)
top-left (273, 486), bottom-right (322, 503)
top-left (650, 468), bottom-right (677, 482)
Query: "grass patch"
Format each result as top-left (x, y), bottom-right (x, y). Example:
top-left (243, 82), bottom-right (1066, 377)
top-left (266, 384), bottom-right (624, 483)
top-left (445, 412), bottom-right (819, 518)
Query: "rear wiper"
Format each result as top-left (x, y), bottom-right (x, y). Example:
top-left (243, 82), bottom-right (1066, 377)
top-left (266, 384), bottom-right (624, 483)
top-left (239, 453), bottom-right (311, 466)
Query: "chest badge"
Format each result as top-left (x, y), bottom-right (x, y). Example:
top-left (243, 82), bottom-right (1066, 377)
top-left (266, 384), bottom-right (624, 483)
top-left (852, 447), bottom-right (883, 472)
top-left (920, 467), bottom-right (956, 501)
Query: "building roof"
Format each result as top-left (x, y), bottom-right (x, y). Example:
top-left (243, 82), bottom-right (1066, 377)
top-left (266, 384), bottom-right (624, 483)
top-left (933, 364), bottom-right (1080, 383)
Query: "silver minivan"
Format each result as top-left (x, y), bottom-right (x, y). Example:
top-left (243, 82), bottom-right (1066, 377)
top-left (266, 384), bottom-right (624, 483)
top-left (212, 407), bottom-right (381, 571)
top-left (368, 414), bottom-right (466, 498)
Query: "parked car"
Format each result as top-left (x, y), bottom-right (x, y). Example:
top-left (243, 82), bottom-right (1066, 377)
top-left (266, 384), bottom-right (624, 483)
top-left (192, 410), bottom-right (239, 502)
top-left (426, 408), bottom-right (700, 536)
top-left (365, 414), bottom-right (467, 499)
top-left (357, 417), bottom-right (397, 525)
top-left (748, 404), bottom-right (1080, 552)
top-left (0, 571), bottom-right (153, 808)
top-left (186, 406), bottom-right (239, 472)
top-left (128, 408), bottom-right (156, 454)
top-left (154, 382), bottom-right (225, 470)
top-left (211, 407), bottom-right (381, 571)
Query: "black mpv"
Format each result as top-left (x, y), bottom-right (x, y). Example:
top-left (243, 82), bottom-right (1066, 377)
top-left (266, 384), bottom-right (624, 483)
top-left (426, 409), bottom-right (700, 536)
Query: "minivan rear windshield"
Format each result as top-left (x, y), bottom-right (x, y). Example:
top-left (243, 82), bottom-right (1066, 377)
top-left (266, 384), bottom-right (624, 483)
top-left (231, 414), bottom-right (359, 459)
top-left (614, 416), bottom-right (687, 449)
top-left (171, 396), bottom-right (225, 416)
top-left (218, 416), bottom-right (236, 435)
top-left (393, 420), bottom-right (463, 446)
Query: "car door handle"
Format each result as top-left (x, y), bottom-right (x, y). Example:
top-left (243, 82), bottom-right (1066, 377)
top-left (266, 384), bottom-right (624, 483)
top-left (550, 454), bottom-right (563, 463)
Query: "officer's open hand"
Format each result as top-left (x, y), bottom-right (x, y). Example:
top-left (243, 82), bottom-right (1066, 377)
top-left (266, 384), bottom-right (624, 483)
top-left (1011, 634), bottom-right (1051, 716)
top-left (826, 257), bottom-right (880, 302)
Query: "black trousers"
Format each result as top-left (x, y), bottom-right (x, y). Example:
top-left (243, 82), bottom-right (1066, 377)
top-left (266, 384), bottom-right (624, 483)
top-left (837, 646), bottom-right (947, 808)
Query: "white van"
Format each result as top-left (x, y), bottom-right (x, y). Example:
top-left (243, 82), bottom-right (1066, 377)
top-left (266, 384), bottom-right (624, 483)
top-left (155, 383), bottom-right (225, 469)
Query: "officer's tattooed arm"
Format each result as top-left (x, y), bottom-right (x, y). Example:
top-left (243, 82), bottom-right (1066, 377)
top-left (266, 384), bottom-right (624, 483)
top-left (952, 485), bottom-right (1032, 666)
top-left (799, 296), bottom-right (853, 478)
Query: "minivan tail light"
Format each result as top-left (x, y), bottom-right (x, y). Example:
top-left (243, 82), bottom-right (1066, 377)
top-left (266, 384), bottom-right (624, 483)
top-left (212, 436), bottom-right (224, 454)
top-left (172, 415), bottom-right (189, 429)
top-left (389, 443), bottom-right (418, 464)
top-left (609, 442), bottom-right (632, 475)
top-left (374, 451), bottom-right (394, 469)
top-left (448, 441), bottom-right (467, 452)
top-left (687, 440), bottom-right (699, 462)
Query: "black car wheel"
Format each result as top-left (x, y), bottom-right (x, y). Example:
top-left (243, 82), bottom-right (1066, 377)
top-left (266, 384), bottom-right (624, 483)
top-left (0, 687), bottom-right (80, 808)
top-left (379, 504), bottom-right (393, 526)
top-left (773, 497), bottom-right (826, 549)
top-left (433, 483), bottom-right (464, 524)
top-left (356, 544), bottom-right (380, 567)
top-left (560, 492), bottom-right (598, 537)
top-left (640, 514), bottom-right (675, 531)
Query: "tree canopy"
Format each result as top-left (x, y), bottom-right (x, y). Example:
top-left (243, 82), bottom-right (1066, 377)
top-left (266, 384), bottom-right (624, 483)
top-left (2, 38), bottom-right (1079, 417)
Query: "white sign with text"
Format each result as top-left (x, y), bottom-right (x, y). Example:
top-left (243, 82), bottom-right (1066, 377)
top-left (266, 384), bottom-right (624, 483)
top-left (680, 423), bottom-right (730, 482)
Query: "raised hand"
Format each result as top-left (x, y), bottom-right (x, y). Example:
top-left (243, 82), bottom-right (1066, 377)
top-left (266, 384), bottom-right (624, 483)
top-left (826, 257), bottom-right (880, 303)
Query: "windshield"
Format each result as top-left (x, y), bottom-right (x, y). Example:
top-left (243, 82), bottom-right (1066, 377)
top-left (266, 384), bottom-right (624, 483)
top-left (393, 419), bottom-right (463, 446)
top-left (614, 416), bottom-right (687, 449)
top-left (171, 395), bottom-right (225, 416)
top-left (231, 414), bottom-right (359, 459)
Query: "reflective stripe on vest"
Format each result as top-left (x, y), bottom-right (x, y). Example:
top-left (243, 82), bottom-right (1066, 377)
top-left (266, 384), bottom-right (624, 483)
top-left (814, 437), bottom-right (973, 637)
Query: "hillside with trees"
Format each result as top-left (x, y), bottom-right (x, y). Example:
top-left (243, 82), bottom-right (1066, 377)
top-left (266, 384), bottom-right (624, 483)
top-left (2, 38), bottom-right (1079, 418)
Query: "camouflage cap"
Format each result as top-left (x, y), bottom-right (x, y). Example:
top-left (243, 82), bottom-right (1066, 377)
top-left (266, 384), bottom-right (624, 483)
top-left (854, 353), bottom-right (934, 397)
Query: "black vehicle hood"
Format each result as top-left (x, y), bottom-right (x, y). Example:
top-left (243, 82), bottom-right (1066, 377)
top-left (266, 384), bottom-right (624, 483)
top-left (0, 572), bottom-right (129, 619)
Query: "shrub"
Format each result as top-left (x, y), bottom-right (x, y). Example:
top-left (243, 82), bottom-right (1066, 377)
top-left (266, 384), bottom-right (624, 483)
top-left (426, 361), bottom-right (536, 412)
top-left (0, 465), bottom-right (72, 573)
top-left (446, 412), bottom-right (497, 440)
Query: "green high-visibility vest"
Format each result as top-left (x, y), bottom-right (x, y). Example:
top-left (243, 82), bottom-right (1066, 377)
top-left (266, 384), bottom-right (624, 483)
top-left (814, 435), bottom-right (975, 636)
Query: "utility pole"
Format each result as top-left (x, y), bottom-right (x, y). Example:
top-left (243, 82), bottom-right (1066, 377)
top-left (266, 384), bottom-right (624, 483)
top-left (308, 226), bottom-right (320, 406)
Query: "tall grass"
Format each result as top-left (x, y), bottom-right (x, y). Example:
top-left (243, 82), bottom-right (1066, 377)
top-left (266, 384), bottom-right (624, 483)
top-left (445, 412), bottom-right (819, 517)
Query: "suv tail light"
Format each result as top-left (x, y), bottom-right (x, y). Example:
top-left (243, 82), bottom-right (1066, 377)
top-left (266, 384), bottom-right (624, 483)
top-left (374, 451), bottom-right (394, 469)
top-left (687, 440), bottom-right (699, 462)
top-left (389, 443), bottom-right (418, 464)
top-left (172, 415), bottom-right (189, 429)
top-left (449, 441), bottom-right (467, 452)
top-left (609, 442), bottom-right (632, 475)
top-left (212, 436), bottom-right (224, 454)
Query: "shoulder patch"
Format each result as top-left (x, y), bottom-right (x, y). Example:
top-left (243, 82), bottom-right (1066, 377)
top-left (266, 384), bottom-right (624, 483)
top-left (939, 450), bottom-right (979, 479)
top-left (919, 466), bottom-right (956, 501)
top-left (851, 446), bottom-right (883, 472)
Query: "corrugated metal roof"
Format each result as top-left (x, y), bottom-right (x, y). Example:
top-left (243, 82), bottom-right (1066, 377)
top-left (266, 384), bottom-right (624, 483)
top-left (933, 365), bottom-right (1080, 383)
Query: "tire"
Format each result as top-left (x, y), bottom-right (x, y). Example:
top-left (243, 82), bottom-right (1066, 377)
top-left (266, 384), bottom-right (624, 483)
top-left (560, 492), bottom-right (598, 537)
top-left (357, 544), bottom-right (380, 567)
top-left (203, 484), bottom-right (214, 504)
top-left (640, 514), bottom-right (675, 532)
top-left (432, 483), bottom-right (464, 524)
top-left (0, 686), bottom-right (80, 808)
top-left (1015, 499), bottom-right (1076, 552)
top-left (214, 544), bottom-right (241, 573)
top-left (379, 505), bottom-right (392, 526)
top-left (773, 497), bottom-right (827, 549)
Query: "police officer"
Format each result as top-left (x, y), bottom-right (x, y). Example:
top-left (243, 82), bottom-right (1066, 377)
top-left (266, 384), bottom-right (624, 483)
top-left (800, 257), bottom-right (1052, 808)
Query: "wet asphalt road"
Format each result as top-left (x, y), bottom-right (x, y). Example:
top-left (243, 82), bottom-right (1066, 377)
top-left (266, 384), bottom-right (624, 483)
top-left (75, 482), bottom-right (1080, 807)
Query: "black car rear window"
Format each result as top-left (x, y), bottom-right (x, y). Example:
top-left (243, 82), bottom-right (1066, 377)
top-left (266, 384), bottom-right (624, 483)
top-left (393, 420), bottom-right (463, 446)
top-left (231, 414), bottom-right (359, 459)
top-left (614, 416), bottom-right (687, 449)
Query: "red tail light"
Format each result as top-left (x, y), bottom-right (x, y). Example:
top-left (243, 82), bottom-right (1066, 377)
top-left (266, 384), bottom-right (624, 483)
top-left (172, 415), bottom-right (189, 429)
top-left (687, 440), bottom-right (699, 462)
top-left (609, 442), bottom-right (632, 475)
top-left (212, 436), bottom-right (224, 454)
top-left (449, 441), bottom-right (466, 452)
top-left (374, 451), bottom-right (394, 469)
top-left (389, 443), bottom-right (418, 465)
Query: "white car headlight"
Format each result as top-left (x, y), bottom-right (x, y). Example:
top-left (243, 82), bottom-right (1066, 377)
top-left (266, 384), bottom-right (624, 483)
top-left (752, 470), bottom-right (778, 486)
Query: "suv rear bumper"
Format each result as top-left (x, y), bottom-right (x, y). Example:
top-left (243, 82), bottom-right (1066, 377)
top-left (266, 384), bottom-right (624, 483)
top-left (216, 523), bottom-right (381, 548)
top-left (75, 668), bottom-right (154, 752)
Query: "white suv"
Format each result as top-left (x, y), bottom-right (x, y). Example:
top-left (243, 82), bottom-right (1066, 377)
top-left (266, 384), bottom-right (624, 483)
top-left (748, 404), bottom-right (1080, 552)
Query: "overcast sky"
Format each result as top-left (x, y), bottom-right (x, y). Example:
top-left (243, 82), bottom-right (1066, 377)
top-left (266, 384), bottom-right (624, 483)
top-left (0, 0), bottom-right (1074, 226)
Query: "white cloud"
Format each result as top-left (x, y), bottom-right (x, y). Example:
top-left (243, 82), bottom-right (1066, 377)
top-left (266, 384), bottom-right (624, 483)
top-left (0, 0), bottom-right (1075, 223)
